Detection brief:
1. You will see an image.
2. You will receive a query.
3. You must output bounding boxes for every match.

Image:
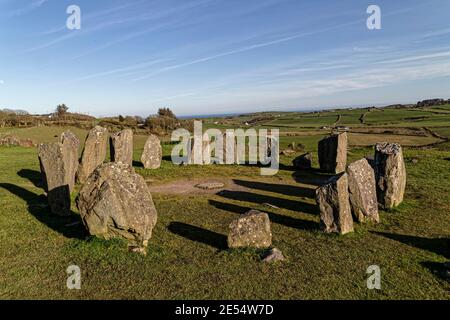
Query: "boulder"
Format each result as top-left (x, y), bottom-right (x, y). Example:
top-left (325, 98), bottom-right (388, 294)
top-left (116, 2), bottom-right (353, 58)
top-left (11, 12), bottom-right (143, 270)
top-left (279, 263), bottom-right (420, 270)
top-left (76, 162), bottom-right (158, 248)
top-left (141, 134), bottom-right (162, 169)
top-left (293, 152), bottom-right (312, 170)
top-left (316, 173), bottom-right (354, 234)
top-left (228, 210), bottom-right (272, 248)
top-left (77, 126), bottom-right (108, 184)
top-left (37, 143), bottom-right (71, 216)
top-left (374, 143), bottom-right (407, 209)
top-left (318, 132), bottom-right (347, 173)
top-left (60, 130), bottom-right (80, 192)
top-left (347, 158), bottom-right (379, 223)
top-left (110, 129), bottom-right (133, 166)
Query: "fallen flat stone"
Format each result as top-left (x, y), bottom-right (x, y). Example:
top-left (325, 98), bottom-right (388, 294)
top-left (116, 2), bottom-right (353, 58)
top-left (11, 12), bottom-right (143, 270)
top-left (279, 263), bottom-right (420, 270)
top-left (228, 209), bottom-right (272, 248)
top-left (37, 143), bottom-right (71, 216)
top-left (110, 129), bottom-right (133, 166)
top-left (347, 158), bottom-right (379, 223)
top-left (374, 142), bottom-right (407, 209)
top-left (195, 182), bottom-right (225, 190)
top-left (60, 130), bottom-right (80, 193)
top-left (316, 173), bottom-right (354, 234)
top-left (76, 162), bottom-right (158, 248)
top-left (77, 126), bottom-right (108, 184)
top-left (141, 134), bottom-right (162, 169)
top-left (318, 132), bottom-right (347, 173)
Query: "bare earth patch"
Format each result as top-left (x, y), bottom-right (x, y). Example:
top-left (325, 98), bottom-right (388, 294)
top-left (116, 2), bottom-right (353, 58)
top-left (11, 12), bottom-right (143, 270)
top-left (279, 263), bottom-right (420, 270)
top-left (147, 178), bottom-right (250, 195)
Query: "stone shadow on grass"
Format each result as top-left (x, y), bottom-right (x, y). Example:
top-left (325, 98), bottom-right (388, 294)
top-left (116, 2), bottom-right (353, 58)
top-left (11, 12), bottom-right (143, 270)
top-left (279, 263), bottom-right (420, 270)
top-left (420, 261), bottom-right (450, 283)
top-left (168, 222), bottom-right (227, 250)
top-left (232, 179), bottom-right (315, 198)
top-left (132, 160), bottom-right (143, 168)
top-left (17, 169), bottom-right (44, 189)
top-left (0, 183), bottom-right (86, 240)
top-left (292, 169), bottom-right (332, 187)
top-left (218, 190), bottom-right (318, 215)
top-left (373, 231), bottom-right (449, 259)
top-left (209, 200), bottom-right (318, 231)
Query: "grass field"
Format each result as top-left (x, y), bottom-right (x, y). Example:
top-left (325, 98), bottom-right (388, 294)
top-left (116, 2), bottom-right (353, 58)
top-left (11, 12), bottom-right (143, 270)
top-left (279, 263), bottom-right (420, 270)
top-left (0, 106), bottom-right (449, 299)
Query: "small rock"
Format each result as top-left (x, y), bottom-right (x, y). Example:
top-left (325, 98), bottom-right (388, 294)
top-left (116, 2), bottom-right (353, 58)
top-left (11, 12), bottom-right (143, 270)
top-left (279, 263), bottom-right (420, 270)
top-left (262, 248), bottom-right (285, 262)
top-left (195, 182), bottom-right (225, 190)
top-left (129, 246), bottom-right (147, 256)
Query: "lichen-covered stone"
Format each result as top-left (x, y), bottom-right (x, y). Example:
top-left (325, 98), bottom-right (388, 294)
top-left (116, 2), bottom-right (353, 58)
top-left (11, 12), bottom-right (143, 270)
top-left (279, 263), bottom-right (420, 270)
top-left (347, 158), bottom-right (379, 223)
top-left (77, 126), bottom-right (108, 184)
top-left (76, 162), bottom-right (157, 248)
top-left (374, 142), bottom-right (407, 209)
top-left (110, 129), bottom-right (133, 166)
top-left (316, 173), bottom-right (354, 234)
top-left (37, 143), bottom-right (71, 216)
top-left (141, 134), bottom-right (162, 169)
top-left (318, 132), bottom-right (347, 173)
top-left (60, 130), bottom-right (80, 193)
top-left (228, 210), bottom-right (272, 248)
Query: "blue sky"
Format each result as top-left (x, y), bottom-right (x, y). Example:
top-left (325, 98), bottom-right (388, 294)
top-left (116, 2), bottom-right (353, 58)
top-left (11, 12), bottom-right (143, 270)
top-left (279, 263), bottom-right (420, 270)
top-left (1, 0), bottom-right (450, 116)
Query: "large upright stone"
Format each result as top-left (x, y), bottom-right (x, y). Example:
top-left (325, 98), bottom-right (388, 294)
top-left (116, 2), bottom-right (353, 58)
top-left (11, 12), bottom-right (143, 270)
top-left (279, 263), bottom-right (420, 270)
top-left (318, 132), bottom-right (347, 173)
top-left (347, 158), bottom-right (379, 223)
top-left (187, 137), bottom-right (211, 165)
top-left (141, 134), bottom-right (162, 169)
top-left (316, 173), bottom-right (354, 234)
top-left (374, 142), bottom-right (407, 209)
top-left (76, 163), bottom-right (158, 248)
top-left (221, 132), bottom-right (238, 164)
top-left (60, 130), bottom-right (80, 192)
top-left (37, 143), bottom-right (71, 216)
top-left (110, 129), bottom-right (133, 166)
top-left (228, 210), bottom-right (272, 248)
top-left (77, 126), bottom-right (108, 184)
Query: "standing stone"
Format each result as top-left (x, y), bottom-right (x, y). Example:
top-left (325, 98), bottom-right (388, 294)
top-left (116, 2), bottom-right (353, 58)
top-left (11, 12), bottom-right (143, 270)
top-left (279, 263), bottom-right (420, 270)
top-left (318, 132), bottom-right (347, 173)
top-left (110, 129), bottom-right (133, 166)
top-left (141, 134), bottom-right (162, 169)
top-left (187, 137), bottom-right (211, 165)
top-left (347, 158), bottom-right (379, 223)
top-left (222, 132), bottom-right (237, 164)
top-left (60, 130), bottom-right (80, 193)
top-left (77, 126), bottom-right (108, 184)
top-left (374, 142), bottom-right (407, 209)
top-left (76, 162), bottom-right (158, 248)
top-left (37, 143), bottom-right (71, 216)
top-left (316, 173), bottom-right (354, 234)
top-left (228, 210), bottom-right (272, 248)
top-left (293, 152), bottom-right (313, 170)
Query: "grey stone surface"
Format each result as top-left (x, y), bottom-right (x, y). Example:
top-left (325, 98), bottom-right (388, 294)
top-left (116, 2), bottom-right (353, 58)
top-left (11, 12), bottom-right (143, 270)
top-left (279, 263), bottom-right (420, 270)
top-left (374, 142), bottom-right (407, 209)
top-left (77, 126), bottom-right (108, 184)
top-left (37, 143), bottom-right (71, 216)
top-left (110, 129), bottom-right (133, 166)
top-left (141, 134), bottom-right (162, 169)
top-left (60, 130), bottom-right (80, 193)
top-left (316, 173), bottom-right (354, 234)
top-left (318, 132), bottom-right (347, 173)
top-left (228, 210), bottom-right (272, 248)
top-left (76, 162), bottom-right (158, 248)
top-left (347, 158), bottom-right (379, 223)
